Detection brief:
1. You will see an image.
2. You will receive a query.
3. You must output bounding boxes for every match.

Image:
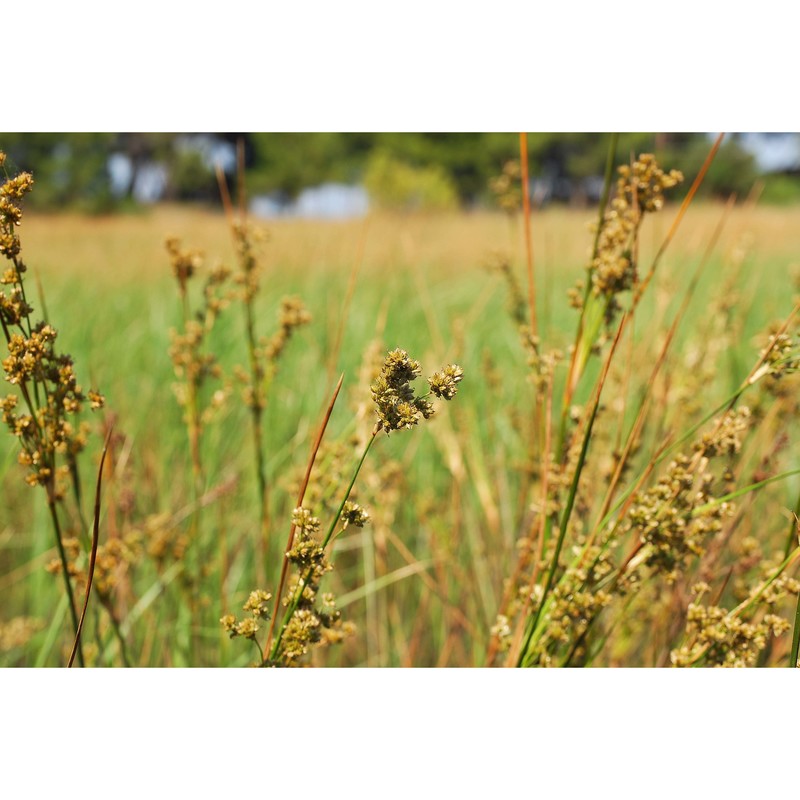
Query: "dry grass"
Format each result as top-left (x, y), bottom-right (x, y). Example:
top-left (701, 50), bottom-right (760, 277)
top-left (21, 203), bottom-right (800, 281)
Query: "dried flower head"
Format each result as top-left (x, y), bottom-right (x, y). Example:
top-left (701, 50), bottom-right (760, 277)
top-left (581, 154), bottom-right (683, 325)
top-left (370, 348), bottom-right (463, 434)
top-left (243, 590), bottom-right (273, 619)
top-left (341, 501), bottom-right (370, 529)
top-left (165, 237), bottom-right (202, 294)
top-left (428, 364), bottom-right (464, 400)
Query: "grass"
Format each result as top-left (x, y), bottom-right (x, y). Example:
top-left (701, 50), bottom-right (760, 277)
top-left (2, 152), bottom-right (800, 666)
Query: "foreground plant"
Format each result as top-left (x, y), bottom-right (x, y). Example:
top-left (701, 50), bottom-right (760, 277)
top-left (486, 142), bottom-right (800, 668)
top-left (0, 151), bottom-right (105, 665)
top-left (223, 347), bottom-right (464, 666)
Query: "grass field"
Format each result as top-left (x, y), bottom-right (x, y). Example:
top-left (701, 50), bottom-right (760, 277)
top-left (2, 170), bottom-right (800, 667)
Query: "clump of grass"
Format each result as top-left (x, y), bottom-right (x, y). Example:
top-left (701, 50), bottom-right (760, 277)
top-left (484, 142), bottom-right (800, 668)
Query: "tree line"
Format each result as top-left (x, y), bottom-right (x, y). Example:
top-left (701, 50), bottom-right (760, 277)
top-left (0, 132), bottom-right (763, 212)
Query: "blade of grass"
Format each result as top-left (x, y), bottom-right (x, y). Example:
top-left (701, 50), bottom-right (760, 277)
top-left (336, 560), bottom-right (436, 609)
top-left (34, 593), bottom-right (68, 667)
top-left (68, 428), bottom-right (113, 667)
top-left (690, 469), bottom-right (800, 517)
top-left (790, 556), bottom-right (800, 667)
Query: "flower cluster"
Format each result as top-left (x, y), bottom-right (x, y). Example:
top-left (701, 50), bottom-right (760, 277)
top-left (0, 151), bottom-right (108, 667)
top-left (276, 506), bottom-right (354, 664)
top-left (672, 604), bottom-right (790, 667)
top-left (262, 296), bottom-right (312, 364)
top-left (627, 455), bottom-right (733, 583)
top-left (165, 237), bottom-right (202, 295)
top-left (428, 364), bottom-right (464, 400)
top-left (0, 616), bottom-right (44, 654)
top-left (589, 154), bottom-right (683, 318)
top-left (489, 160), bottom-right (522, 215)
top-left (0, 162), bottom-right (34, 261)
top-left (1, 322), bottom-right (104, 494)
top-left (45, 530), bottom-right (143, 600)
top-left (341, 500), bottom-right (370, 529)
top-left (230, 221), bottom-right (269, 304)
top-left (694, 407), bottom-right (751, 458)
top-left (370, 349), bottom-right (463, 434)
top-left (166, 238), bottom-right (231, 431)
top-left (616, 154), bottom-right (683, 214)
top-left (525, 545), bottom-right (616, 666)
top-left (221, 589), bottom-right (274, 642)
top-left (760, 330), bottom-right (800, 379)
top-left (671, 576), bottom-right (800, 668)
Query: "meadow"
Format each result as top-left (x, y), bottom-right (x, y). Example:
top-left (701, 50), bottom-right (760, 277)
top-left (2, 151), bottom-right (799, 667)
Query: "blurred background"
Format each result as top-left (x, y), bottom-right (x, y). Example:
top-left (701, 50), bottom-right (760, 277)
top-left (1, 132), bottom-right (799, 217)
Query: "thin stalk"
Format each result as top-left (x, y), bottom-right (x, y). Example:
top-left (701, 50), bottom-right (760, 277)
top-left (68, 429), bottom-right (112, 667)
top-left (217, 163), bottom-right (271, 581)
top-left (268, 424), bottom-right (379, 664)
top-left (46, 492), bottom-right (83, 667)
top-left (783, 490), bottom-right (800, 561)
top-left (327, 217), bottom-right (370, 382)
top-left (791, 580), bottom-right (800, 668)
top-left (787, 491), bottom-right (800, 668)
top-left (560, 133), bottom-right (619, 444)
top-left (500, 378), bottom-right (554, 667)
top-left (322, 425), bottom-right (380, 550)
top-left (517, 315), bottom-right (626, 666)
top-left (519, 132), bottom-right (537, 339)
top-left (691, 469), bottom-right (800, 517)
top-left (633, 133), bottom-right (725, 308)
top-left (265, 374), bottom-right (344, 655)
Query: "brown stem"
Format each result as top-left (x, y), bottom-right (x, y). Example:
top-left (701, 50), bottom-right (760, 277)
top-left (519, 132), bottom-right (537, 339)
top-left (265, 374), bottom-right (344, 656)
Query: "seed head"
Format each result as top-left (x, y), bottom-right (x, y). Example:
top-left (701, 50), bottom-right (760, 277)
top-left (428, 364), bottom-right (464, 400)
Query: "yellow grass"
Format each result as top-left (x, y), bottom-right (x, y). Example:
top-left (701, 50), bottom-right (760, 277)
top-left (22, 203), bottom-right (800, 286)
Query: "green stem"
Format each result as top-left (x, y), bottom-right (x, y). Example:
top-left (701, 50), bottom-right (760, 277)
top-left (102, 600), bottom-right (132, 668)
top-left (691, 469), bottom-right (800, 517)
top-left (790, 591), bottom-right (800, 668)
top-left (268, 426), bottom-right (379, 663)
top-left (517, 370), bottom-right (606, 666)
top-left (243, 295), bottom-right (270, 578)
top-left (518, 316), bottom-right (625, 667)
top-left (557, 133), bottom-right (618, 453)
top-left (786, 491), bottom-right (800, 668)
top-left (47, 495), bottom-right (84, 667)
top-left (783, 489), bottom-right (800, 561)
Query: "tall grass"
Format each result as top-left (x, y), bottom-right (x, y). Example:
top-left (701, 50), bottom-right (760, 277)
top-left (1, 141), bottom-right (799, 667)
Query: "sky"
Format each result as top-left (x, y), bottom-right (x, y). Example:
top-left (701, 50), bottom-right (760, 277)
top-left (734, 132), bottom-right (800, 171)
